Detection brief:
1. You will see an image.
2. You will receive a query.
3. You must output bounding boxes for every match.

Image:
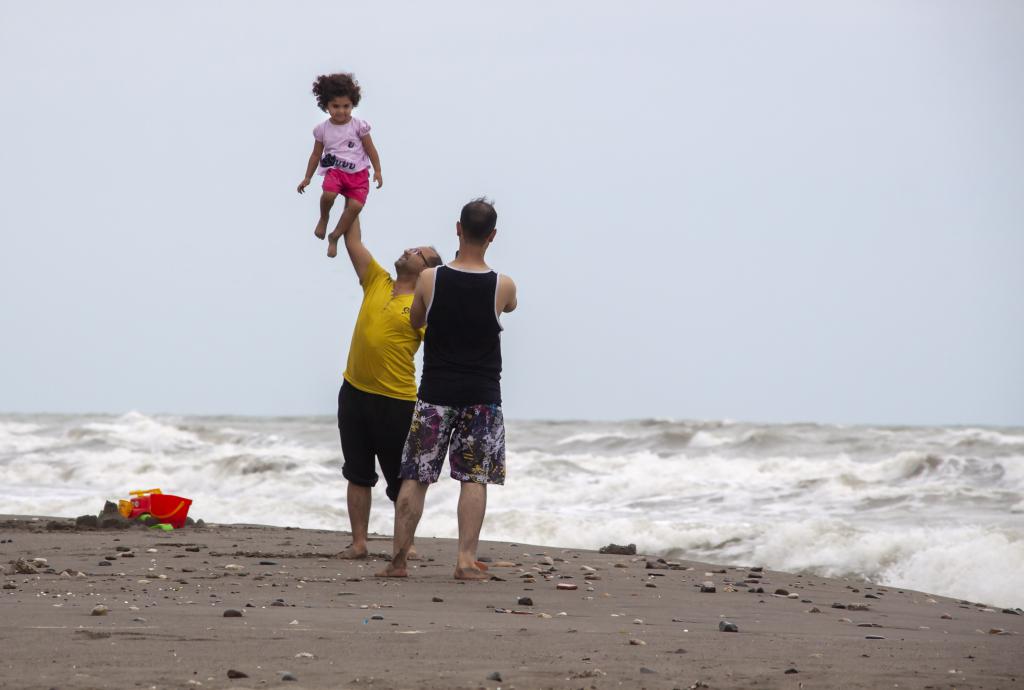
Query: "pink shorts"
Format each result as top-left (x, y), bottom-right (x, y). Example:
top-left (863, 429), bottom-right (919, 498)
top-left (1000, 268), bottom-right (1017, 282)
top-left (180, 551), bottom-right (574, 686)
top-left (323, 168), bottom-right (370, 205)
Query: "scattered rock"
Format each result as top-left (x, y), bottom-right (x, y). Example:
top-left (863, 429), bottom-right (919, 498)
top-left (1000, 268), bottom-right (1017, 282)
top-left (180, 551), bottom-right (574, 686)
top-left (847, 603), bottom-right (870, 611)
top-left (12, 559), bottom-right (38, 575)
top-left (517, 596), bottom-right (533, 606)
top-left (556, 583), bottom-right (577, 591)
top-left (1002, 608), bottom-right (1022, 616)
top-left (941, 614), bottom-right (953, 620)
top-left (370, 615), bottom-right (384, 620)
top-left (487, 671), bottom-right (503, 681)
top-left (295, 652), bottom-right (315, 659)
top-left (807, 607), bottom-right (821, 613)
top-left (774, 588), bottom-right (790, 596)
top-left (91, 605), bottom-right (109, 616)
top-left (785, 668), bottom-right (799, 674)
top-left (749, 567), bottom-right (764, 572)
top-left (629, 638), bottom-right (646, 646)
top-left (259, 560), bottom-right (277, 566)
top-left (865, 635), bottom-right (886, 640)
top-left (599, 543), bottom-right (636, 555)
top-left (223, 609), bottom-right (243, 618)
top-left (226, 669), bottom-right (248, 679)
top-left (645, 560), bottom-right (669, 570)
top-left (432, 596), bottom-right (444, 603)
top-left (700, 582), bottom-right (716, 593)
top-left (718, 621), bottom-right (738, 633)
top-left (640, 667), bottom-right (657, 674)
top-left (185, 547), bottom-right (201, 552)
top-left (2, 583), bottom-right (16, 590)
top-left (97, 561), bottom-right (112, 566)
top-left (75, 515), bottom-right (99, 529)
top-left (831, 603), bottom-right (847, 609)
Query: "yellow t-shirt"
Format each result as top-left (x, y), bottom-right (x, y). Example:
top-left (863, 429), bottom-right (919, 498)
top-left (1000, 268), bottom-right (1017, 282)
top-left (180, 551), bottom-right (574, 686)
top-left (342, 259), bottom-right (424, 401)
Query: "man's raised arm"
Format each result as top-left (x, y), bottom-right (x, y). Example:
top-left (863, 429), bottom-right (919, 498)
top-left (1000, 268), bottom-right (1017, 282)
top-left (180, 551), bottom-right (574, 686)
top-left (344, 217), bottom-right (374, 284)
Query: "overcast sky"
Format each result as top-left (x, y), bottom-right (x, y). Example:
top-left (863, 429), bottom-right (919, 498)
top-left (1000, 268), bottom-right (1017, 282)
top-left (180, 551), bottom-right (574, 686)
top-left (1, 1), bottom-right (1021, 426)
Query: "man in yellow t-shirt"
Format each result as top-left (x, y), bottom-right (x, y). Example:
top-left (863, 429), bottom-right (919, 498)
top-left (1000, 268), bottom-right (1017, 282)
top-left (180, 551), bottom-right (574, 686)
top-left (337, 217), bottom-right (442, 559)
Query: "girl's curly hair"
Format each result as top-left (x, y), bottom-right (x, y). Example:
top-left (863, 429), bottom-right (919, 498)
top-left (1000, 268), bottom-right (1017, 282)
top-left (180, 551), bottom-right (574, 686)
top-left (312, 73), bottom-right (362, 111)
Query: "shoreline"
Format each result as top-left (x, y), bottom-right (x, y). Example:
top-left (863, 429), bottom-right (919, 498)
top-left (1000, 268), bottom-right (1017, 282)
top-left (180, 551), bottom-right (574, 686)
top-left (1, 515), bottom-right (1020, 689)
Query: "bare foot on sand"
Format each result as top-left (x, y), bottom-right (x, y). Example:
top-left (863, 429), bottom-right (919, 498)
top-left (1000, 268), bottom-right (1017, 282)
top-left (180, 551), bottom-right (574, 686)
top-left (337, 545), bottom-right (368, 559)
top-left (474, 560), bottom-right (489, 571)
top-left (454, 566), bottom-right (489, 581)
top-left (375, 562), bottom-right (408, 578)
top-left (314, 218), bottom-right (328, 240)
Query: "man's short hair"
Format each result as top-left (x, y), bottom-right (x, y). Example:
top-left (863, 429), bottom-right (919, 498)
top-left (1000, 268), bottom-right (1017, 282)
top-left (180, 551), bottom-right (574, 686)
top-left (460, 197), bottom-right (497, 243)
top-left (426, 246), bottom-right (443, 268)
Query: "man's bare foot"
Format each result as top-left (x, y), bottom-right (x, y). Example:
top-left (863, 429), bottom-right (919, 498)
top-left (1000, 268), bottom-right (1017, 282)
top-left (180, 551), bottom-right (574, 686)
top-left (474, 560), bottom-right (489, 571)
top-left (314, 218), bottom-right (328, 240)
top-left (375, 562), bottom-right (408, 578)
top-left (327, 238), bottom-right (339, 258)
top-left (337, 544), bottom-right (368, 559)
top-left (454, 566), bottom-right (489, 581)
top-left (407, 546), bottom-right (420, 561)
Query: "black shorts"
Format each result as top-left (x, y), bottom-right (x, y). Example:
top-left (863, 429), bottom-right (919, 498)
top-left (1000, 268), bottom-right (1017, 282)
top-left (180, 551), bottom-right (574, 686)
top-left (337, 380), bottom-right (416, 502)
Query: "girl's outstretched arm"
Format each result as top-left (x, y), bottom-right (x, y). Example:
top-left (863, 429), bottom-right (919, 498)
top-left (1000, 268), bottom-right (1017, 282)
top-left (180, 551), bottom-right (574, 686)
top-left (361, 134), bottom-right (383, 188)
top-left (297, 141), bottom-right (324, 193)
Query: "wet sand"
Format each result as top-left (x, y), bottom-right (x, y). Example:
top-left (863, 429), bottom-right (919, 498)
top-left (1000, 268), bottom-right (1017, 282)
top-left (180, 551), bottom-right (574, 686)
top-left (1, 516), bottom-right (1020, 689)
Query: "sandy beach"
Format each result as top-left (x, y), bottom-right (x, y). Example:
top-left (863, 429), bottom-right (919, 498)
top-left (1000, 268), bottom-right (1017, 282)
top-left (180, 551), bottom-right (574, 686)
top-left (1, 516), bottom-right (1020, 690)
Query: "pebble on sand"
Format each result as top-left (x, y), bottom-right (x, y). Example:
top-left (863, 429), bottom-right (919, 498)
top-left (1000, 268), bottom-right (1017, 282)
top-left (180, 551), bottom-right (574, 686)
top-left (700, 582), bottom-right (716, 593)
top-left (432, 596), bottom-right (444, 602)
top-left (281, 672), bottom-right (297, 681)
top-left (517, 596), bottom-right (533, 606)
top-left (91, 605), bottom-right (109, 616)
top-left (223, 609), bottom-right (243, 618)
top-left (629, 638), bottom-right (647, 646)
top-left (556, 583), bottom-right (578, 591)
top-left (226, 669), bottom-right (248, 679)
top-left (718, 621), bottom-right (739, 632)
top-left (487, 671), bottom-right (503, 681)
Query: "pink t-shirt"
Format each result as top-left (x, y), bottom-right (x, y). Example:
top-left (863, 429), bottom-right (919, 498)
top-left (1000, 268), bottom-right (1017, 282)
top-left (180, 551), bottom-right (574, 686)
top-left (313, 117), bottom-right (372, 176)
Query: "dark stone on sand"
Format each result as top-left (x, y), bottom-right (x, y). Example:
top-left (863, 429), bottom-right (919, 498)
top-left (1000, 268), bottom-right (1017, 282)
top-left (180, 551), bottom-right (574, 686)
top-left (784, 668), bottom-right (799, 674)
top-left (99, 517), bottom-right (130, 530)
top-left (272, 600), bottom-right (287, 607)
top-left (700, 582), bottom-right (716, 593)
top-left (774, 588), bottom-right (789, 596)
top-left (115, 546), bottom-right (131, 552)
top-left (640, 667), bottom-right (657, 674)
top-left (432, 597), bottom-right (444, 603)
top-left (865, 594), bottom-right (880, 599)
top-left (226, 669), bottom-right (248, 679)
top-left (185, 546), bottom-right (200, 552)
top-left (645, 560), bottom-right (669, 570)
top-left (517, 596), bottom-right (533, 606)
top-left (3, 583), bottom-right (17, 589)
top-left (245, 603), bottom-right (254, 608)
top-left (46, 520), bottom-right (72, 531)
top-left (487, 672), bottom-right (502, 681)
top-left (97, 561), bottom-right (112, 566)
top-left (101, 501), bottom-right (120, 515)
top-left (370, 615), bottom-right (384, 620)
top-left (195, 519), bottom-right (206, 528)
top-left (831, 603), bottom-right (847, 609)
top-left (75, 515), bottom-right (99, 529)
top-left (259, 560), bottom-right (277, 566)
top-left (223, 609), bottom-right (243, 618)
top-left (1002, 608), bottom-right (1022, 615)
top-left (646, 583), bottom-right (657, 588)
top-left (749, 566), bottom-right (764, 572)
top-left (718, 621), bottom-right (739, 633)
top-left (865, 635), bottom-right (886, 640)
top-left (755, 587), bottom-right (764, 594)
top-left (281, 672), bottom-right (297, 681)
top-left (599, 543), bottom-right (636, 555)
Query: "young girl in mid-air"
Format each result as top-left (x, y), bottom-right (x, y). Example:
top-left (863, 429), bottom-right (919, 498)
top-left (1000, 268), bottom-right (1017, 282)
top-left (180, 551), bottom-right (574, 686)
top-left (297, 72), bottom-right (382, 258)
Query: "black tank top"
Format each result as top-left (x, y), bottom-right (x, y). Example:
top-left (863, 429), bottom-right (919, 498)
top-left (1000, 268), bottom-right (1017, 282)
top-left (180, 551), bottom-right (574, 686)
top-left (418, 266), bottom-right (503, 406)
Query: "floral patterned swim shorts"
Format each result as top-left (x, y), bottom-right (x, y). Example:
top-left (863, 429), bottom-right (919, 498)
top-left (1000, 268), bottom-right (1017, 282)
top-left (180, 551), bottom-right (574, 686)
top-left (399, 400), bottom-right (506, 485)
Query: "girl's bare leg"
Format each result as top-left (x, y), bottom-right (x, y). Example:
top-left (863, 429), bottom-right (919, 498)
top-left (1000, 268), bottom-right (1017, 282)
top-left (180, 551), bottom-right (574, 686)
top-left (327, 197), bottom-right (364, 258)
top-left (315, 191), bottom-right (338, 240)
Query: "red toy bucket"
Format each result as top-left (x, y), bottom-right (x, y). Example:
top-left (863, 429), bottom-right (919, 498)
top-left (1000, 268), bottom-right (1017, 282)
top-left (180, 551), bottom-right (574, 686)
top-left (145, 493), bottom-right (193, 528)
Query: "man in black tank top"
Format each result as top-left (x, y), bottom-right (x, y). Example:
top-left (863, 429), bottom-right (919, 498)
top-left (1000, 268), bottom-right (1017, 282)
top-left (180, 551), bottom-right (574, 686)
top-left (377, 198), bottom-right (518, 581)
